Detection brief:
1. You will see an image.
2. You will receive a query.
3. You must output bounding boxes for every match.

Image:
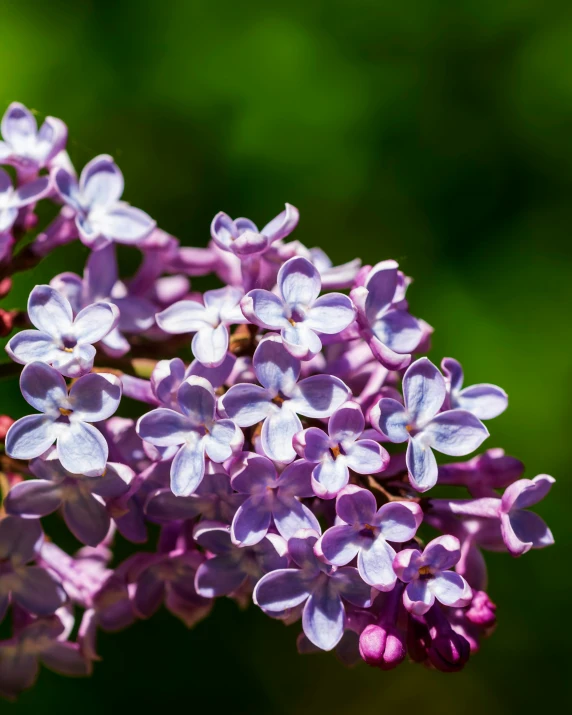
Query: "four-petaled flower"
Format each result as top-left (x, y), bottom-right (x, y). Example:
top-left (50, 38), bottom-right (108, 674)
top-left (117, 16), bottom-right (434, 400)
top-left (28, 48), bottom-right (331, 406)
top-left (156, 287), bottom-right (248, 367)
top-left (254, 529), bottom-right (373, 652)
top-left (229, 453), bottom-right (320, 546)
top-left (351, 260), bottom-right (423, 370)
top-left (211, 204), bottom-right (299, 257)
top-left (220, 335), bottom-right (350, 463)
top-left (194, 522), bottom-right (288, 597)
top-left (320, 485), bottom-right (422, 590)
top-left (294, 401), bottom-right (389, 498)
top-left (54, 154), bottom-right (155, 250)
top-left (5, 363), bottom-right (122, 476)
top-left (393, 535), bottom-right (472, 615)
top-left (441, 357), bottom-right (508, 420)
top-left (5, 449), bottom-right (134, 547)
top-left (0, 517), bottom-right (66, 622)
top-left (241, 256), bottom-right (356, 360)
top-left (0, 102), bottom-right (67, 175)
top-left (500, 475), bottom-right (555, 556)
top-left (137, 376), bottom-right (241, 496)
top-left (6, 284), bottom-right (118, 377)
top-left (371, 358), bottom-right (489, 492)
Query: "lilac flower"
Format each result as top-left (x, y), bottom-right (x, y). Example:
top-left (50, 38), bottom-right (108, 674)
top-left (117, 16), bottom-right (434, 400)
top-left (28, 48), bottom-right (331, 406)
top-left (441, 358), bottom-right (508, 420)
top-left (132, 549), bottom-right (212, 627)
top-left (145, 470), bottom-right (245, 524)
top-left (211, 204), bottom-right (299, 257)
top-left (220, 336), bottom-right (350, 463)
top-left (137, 376), bottom-right (241, 497)
top-left (294, 402), bottom-right (389, 498)
top-left (254, 529), bottom-right (373, 651)
top-left (6, 284), bottom-right (119, 377)
top-left (51, 244), bottom-right (156, 358)
top-left (156, 287), bottom-right (248, 367)
top-left (0, 517), bottom-right (66, 621)
top-left (437, 448), bottom-right (524, 498)
top-left (371, 358), bottom-right (489, 492)
top-left (393, 535), bottom-right (472, 615)
top-left (0, 613), bottom-right (90, 700)
top-left (241, 256), bottom-right (356, 360)
top-left (5, 362), bottom-right (121, 476)
top-left (500, 475), bottom-right (555, 556)
top-left (194, 521), bottom-right (288, 597)
top-left (321, 486), bottom-right (422, 589)
top-left (351, 260), bottom-right (423, 370)
top-left (54, 155), bottom-right (155, 250)
top-left (0, 168), bottom-right (51, 234)
top-left (229, 453), bottom-right (319, 546)
top-left (0, 102), bottom-right (67, 175)
top-left (5, 450), bottom-right (134, 547)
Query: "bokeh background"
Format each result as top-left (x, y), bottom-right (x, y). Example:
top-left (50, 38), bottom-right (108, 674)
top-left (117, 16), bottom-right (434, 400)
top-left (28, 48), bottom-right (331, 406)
top-left (1, 0), bottom-right (570, 712)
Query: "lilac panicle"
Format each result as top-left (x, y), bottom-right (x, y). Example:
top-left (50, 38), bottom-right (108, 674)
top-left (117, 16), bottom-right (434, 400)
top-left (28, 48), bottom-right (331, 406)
top-left (0, 100), bottom-right (555, 696)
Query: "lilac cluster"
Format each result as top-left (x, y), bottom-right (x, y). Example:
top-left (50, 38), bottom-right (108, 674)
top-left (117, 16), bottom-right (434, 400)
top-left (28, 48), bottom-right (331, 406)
top-left (0, 102), bottom-right (554, 697)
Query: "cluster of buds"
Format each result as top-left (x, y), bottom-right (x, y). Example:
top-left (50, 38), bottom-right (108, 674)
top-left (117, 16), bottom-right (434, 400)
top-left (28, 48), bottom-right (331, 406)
top-left (0, 102), bottom-right (554, 698)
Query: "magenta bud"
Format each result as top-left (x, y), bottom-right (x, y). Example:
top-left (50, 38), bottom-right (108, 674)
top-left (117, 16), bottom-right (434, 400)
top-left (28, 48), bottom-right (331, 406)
top-left (466, 590), bottom-right (497, 628)
top-left (359, 624), bottom-right (406, 670)
top-left (428, 631), bottom-right (470, 672)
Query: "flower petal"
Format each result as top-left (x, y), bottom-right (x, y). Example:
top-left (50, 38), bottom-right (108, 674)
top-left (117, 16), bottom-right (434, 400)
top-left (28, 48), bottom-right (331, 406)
top-left (0, 516), bottom-right (43, 563)
top-left (170, 437), bottom-right (206, 497)
top-left (156, 300), bottom-right (210, 334)
top-left (4, 480), bottom-right (62, 517)
top-left (320, 524), bottom-right (360, 565)
top-left (311, 458), bottom-right (349, 499)
top-left (422, 535), bottom-right (461, 570)
top-left (231, 496), bottom-right (272, 546)
top-left (230, 452), bottom-right (277, 493)
top-left (431, 570), bottom-right (472, 608)
top-left (406, 437), bottom-right (438, 492)
top-left (344, 440), bottom-right (388, 475)
top-left (177, 376), bottom-right (216, 426)
top-left (331, 566), bottom-right (373, 607)
top-left (57, 422), bottom-right (108, 476)
top-left (403, 580), bottom-right (434, 615)
top-left (302, 581), bottom-right (344, 651)
top-left (272, 496), bottom-right (321, 541)
top-left (79, 155), bottom-right (124, 208)
top-left (253, 568), bottom-right (310, 612)
top-left (305, 293), bottom-right (356, 334)
top-left (364, 260), bottom-right (400, 320)
top-left (72, 302), bottom-right (119, 344)
top-left (194, 556), bottom-right (245, 597)
top-left (261, 203), bottom-right (299, 242)
top-left (503, 474), bottom-right (555, 511)
top-left (97, 204), bottom-right (155, 242)
top-left (281, 323), bottom-right (323, 360)
top-left (69, 373), bottom-right (122, 422)
top-left (241, 290), bottom-right (289, 329)
top-left (423, 409), bottom-right (489, 456)
top-left (370, 398), bottom-right (409, 443)
top-left (204, 419), bottom-right (236, 462)
top-left (192, 324), bottom-right (229, 367)
top-left (27, 285), bottom-right (73, 338)
top-left (136, 408), bottom-right (191, 446)
top-left (6, 331), bottom-right (60, 366)
top-left (1, 102), bottom-right (37, 147)
top-left (372, 309), bottom-right (422, 353)
top-left (358, 537), bottom-right (396, 590)
top-left (402, 358), bottom-right (446, 425)
top-left (13, 567), bottom-right (66, 615)
top-left (328, 401), bottom-right (364, 444)
top-left (376, 501), bottom-right (423, 542)
top-left (63, 491), bottom-right (110, 546)
top-left (253, 335), bottom-right (300, 394)
top-left (336, 485), bottom-right (377, 526)
top-left (289, 375), bottom-right (350, 418)
top-left (20, 362), bottom-right (67, 414)
top-left (261, 407), bottom-right (301, 463)
top-left (278, 256), bottom-right (321, 307)
top-left (220, 384), bottom-right (273, 426)
top-left (5, 415), bottom-right (58, 461)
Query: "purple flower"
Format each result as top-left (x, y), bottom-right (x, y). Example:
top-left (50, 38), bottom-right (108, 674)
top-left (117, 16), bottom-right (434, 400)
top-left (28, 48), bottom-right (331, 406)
top-left (5, 450), bottom-right (134, 547)
top-left (294, 402), bottom-right (389, 498)
top-left (253, 529), bottom-right (373, 651)
top-left (441, 358), bottom-right (508, 420)
top-left (136, 376), bottom-right (242, 497)
top-left (6, 285), bottom-right (119, 377)
top-left (351, 260), bottom-right (423, 370)
top-left (194, 521), bottom-right (288, 597)
top-left (0, 168), bottom-right (51, 234)
top-left (0, 517), bottom-right (66, 621)
top-left (371, 358), bottom-right (489, 492)
top-left (211, 204), bottom-right (299, 257)
top-left (145, 469), bottom-right (245, 524)
top-left (220, 335), bottom-right (351, 463)
top-left (393, 535), bottom-right (472, 615)
top-left (0, 102), bottom-right (67, 175)
top-left (0, 613), bottom-right (90, 700)
top-left (241, 256), bottom-right (356, 360)
top-left (307, 247), bottom-right (362, 290)
top-left (156, 287), bottom-right (248, 367)
top-left (54, 155), bottom-right (155, 250)
top-left (320, 486), bottom-right (422, 589)
top-left (500, 475), bottom-right (555, 556)
top-left (5, 362), bottom-right (121, 476)
top-left (437, 448), bottom-right (524, 498)
top-left (132, 549), bottom-right (212, 627)
top-left (229, 453), bottom-right (320, 546)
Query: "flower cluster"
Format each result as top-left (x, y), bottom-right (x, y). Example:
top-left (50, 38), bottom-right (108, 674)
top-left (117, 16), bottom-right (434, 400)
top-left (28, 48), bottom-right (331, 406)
top-left (0, 102), bottom-right (554, 698)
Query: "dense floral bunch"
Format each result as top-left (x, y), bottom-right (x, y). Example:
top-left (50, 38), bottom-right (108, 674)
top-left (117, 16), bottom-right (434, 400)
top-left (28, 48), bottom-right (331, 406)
top-left (0, 102), bottom-right (554, 698)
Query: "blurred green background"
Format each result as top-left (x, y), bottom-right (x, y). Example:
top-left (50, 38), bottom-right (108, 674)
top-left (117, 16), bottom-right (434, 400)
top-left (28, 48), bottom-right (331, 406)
top-left (1, 0), bottom-right (570, 712)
